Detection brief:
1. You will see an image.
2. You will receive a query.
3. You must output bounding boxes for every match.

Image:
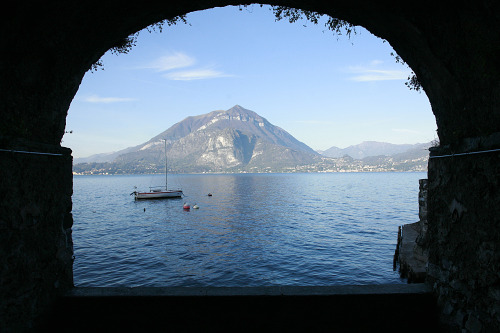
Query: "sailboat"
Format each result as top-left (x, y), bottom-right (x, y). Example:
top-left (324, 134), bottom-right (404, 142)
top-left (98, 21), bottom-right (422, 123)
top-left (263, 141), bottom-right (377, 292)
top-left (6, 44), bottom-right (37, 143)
top-left (132, 140), bottom-right (183, 200)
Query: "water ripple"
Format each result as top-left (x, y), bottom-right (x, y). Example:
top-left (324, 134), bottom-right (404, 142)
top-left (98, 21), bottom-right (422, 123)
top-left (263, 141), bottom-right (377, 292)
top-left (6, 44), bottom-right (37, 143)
top-left (72, 172), bottom-right (424, 287)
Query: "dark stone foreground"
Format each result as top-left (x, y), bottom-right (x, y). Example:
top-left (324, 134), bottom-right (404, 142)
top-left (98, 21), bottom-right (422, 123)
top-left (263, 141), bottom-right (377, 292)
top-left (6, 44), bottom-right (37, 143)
top-left (40, 284), bottom-right (440, 332)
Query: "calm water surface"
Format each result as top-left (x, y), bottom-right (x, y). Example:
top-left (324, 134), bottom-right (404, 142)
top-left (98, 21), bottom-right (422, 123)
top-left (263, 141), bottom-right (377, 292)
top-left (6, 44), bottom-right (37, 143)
top-left (72, 172), bottom-right (425, 287)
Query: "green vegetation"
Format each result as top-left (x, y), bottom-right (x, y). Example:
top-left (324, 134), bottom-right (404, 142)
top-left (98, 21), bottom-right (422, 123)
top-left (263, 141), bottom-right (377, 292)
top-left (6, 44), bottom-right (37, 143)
top-left (91, 15), bottom-right (188, 72)
top-left (270, 6), bottom-right (421, 92)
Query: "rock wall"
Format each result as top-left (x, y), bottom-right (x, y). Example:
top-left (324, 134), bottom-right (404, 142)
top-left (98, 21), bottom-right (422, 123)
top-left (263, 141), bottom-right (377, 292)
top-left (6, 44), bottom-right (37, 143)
top-left (418, 179), bottom-right (428, 233)
top-left (427, 133), bottom-right (500, 332)
top-left (0, 138), bottom-right (74, 332)
top-left (416, 179), bottom-right (430, 257)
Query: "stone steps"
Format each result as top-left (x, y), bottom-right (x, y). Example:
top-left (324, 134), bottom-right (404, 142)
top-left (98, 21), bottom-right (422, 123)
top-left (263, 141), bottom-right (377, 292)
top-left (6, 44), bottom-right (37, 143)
top-left (395, 222), bottom-right (428, 283)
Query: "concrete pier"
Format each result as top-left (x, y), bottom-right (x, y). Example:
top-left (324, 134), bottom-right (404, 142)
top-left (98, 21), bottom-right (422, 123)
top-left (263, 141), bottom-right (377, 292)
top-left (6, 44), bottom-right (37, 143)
top-left (395, 222), bottom-right (428, 283)
top-left (394, 179), bottom-right (429, 283)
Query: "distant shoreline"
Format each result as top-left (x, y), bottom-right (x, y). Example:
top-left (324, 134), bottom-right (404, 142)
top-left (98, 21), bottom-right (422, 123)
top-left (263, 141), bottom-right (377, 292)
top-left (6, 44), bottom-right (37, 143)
top-left (73, 170), bottom-right (427, 176)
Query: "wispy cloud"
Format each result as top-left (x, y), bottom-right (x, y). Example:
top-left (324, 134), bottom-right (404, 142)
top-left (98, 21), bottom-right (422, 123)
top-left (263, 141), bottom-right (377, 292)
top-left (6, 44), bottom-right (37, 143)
top-left (145, 52), bottom-right (195, 72)
top-left (350, 69), bottom-right (408, 82)
top-left (347, 60), bottom-right (408, 82)
top-left (164, 68), bottom-right (233, 81)
top-left (370, 60), bottom-right (384, 66)
top-left (294, 120), bottom-right (336, 125)
top-left (83, 95), bottom-right (137, 103)
top-left (145, 52), bottom-right (232, 81)
top-left (392, 128), bottom-right (421, 134)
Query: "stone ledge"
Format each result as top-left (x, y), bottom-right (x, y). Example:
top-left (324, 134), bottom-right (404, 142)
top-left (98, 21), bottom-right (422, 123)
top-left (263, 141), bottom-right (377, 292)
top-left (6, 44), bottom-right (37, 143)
top-left (41, 283), bottom-right (440, 332)
top-left (67, 283), bottom-right (432, 297)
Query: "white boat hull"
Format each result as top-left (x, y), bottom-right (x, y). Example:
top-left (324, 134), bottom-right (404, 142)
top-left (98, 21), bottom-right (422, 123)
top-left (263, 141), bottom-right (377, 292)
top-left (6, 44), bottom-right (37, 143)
top-left (132, 140), bottom-right (183, 200)
top-left (134, 190), bottom-right (183, 199)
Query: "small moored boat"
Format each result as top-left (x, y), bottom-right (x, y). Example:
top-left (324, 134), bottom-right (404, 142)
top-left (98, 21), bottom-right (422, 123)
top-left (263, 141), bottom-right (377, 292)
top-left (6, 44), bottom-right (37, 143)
top-left (133, 188), bottom-right (183, 199)
top-left (132, 140), bottom-right (183, 200)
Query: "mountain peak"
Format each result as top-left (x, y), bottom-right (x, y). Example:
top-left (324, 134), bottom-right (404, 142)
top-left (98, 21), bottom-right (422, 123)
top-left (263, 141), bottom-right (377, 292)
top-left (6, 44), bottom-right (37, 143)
top-left (194, 105), bottom-right (263, 124)
top-left (228, 104), bottom-right (245, 111)
top-left (225, 105), bottom-right (255, 116)
top-left (75, 105), bottom-right (317, 167)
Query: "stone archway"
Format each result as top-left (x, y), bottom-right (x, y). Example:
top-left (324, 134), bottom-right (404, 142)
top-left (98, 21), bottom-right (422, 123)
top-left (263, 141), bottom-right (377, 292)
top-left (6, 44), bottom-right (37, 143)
top-left (1, 1), bottom-right (499, 331)
top-left (2, 2), bottom-right (499, 146)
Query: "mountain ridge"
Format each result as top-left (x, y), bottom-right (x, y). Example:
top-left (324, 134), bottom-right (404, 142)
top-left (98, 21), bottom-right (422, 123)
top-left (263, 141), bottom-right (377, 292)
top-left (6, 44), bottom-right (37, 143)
top-left (75, 139), bottom-right (431, 164)
top-left (75, 105), bottom-right (320, 172)
top-left (320, 141), bottom-right (430, 159)
top-left (73, 105), bottom-right (432, 174)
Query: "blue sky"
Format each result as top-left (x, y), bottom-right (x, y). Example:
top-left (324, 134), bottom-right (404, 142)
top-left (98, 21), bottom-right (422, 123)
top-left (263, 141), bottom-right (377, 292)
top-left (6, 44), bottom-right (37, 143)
top-left (63, 5), bottom-right (437, 158)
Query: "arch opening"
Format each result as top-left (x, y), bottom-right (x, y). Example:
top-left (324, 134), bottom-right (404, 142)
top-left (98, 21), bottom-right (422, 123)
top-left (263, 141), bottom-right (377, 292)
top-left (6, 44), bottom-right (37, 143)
top-left (66, 5), bottom-right (436, 288)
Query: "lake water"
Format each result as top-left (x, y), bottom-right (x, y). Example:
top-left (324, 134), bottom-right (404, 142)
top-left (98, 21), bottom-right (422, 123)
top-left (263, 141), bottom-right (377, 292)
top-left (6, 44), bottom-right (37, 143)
top-left (72, 172), bottom-right (425, 287)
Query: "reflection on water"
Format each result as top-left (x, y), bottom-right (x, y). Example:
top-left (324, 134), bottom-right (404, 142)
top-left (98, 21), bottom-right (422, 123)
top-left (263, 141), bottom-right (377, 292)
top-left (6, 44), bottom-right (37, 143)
top-left (72, 172), bottom-right (424, 287)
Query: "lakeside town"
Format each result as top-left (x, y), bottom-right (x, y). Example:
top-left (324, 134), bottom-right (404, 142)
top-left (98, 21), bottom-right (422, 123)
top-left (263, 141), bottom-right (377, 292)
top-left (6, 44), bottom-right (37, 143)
top-left (72, 153), bottom-right (428, 175)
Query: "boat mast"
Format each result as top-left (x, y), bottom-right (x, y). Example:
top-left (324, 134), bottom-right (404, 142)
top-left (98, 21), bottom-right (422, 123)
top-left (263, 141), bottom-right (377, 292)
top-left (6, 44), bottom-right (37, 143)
top-left (164, 139), bottom-right (167, 189)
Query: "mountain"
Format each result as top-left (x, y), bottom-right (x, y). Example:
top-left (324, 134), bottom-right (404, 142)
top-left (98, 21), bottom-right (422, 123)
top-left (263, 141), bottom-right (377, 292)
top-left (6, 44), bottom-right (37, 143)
top-left (73, 105), bottom-right (432, 174)
top-left (73, 147), bottom-right (136, 164)
top-left (321, 141), bottom-right (430, 159)
top-left (74, 105), bottom-right (320, 173)
top-left (321, 146), bottom-right (343, 158)
top-left (358, 143), bottom-right (431, 171)
top-left (147, 104), bottom-right (316, 154)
